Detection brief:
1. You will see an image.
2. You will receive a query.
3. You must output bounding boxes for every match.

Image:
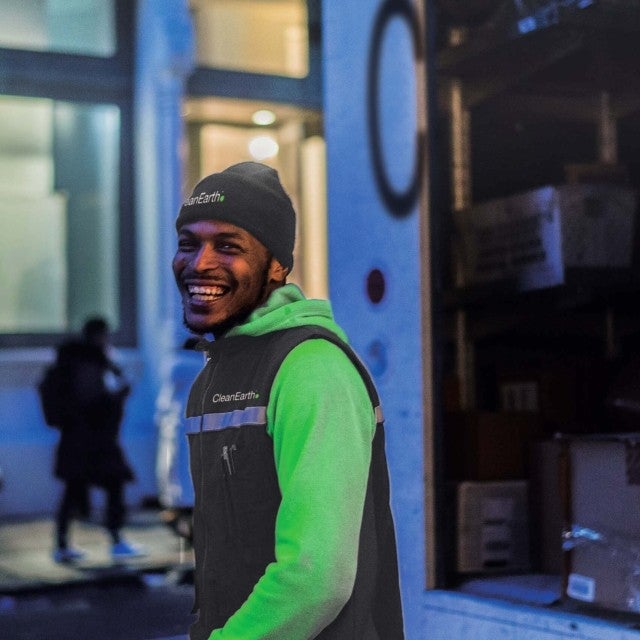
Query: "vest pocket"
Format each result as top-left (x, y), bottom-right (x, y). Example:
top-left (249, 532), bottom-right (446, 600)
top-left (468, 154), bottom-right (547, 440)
top-left (222, 427), bottom-right (279, 566)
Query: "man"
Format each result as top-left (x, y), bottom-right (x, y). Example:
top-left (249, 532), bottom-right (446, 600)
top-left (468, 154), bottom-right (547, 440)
top-left (173, 161), bottom-right (404, 639)
top-left (46, 317), bottom-right (145, 563)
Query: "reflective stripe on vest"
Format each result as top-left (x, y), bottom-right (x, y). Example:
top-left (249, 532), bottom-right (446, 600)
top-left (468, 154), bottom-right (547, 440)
top-left (186, 406), bottom-right (267, 432)
top-left (186, 404), bottom-right (383, 434)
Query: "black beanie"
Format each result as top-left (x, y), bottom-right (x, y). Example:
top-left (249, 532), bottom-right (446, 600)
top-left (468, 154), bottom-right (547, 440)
top-left (176, 162), bottom-right (296, 271)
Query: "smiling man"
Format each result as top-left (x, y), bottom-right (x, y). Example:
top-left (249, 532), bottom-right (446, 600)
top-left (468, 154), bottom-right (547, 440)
top-left (173, 161), bottom-right (404, 640)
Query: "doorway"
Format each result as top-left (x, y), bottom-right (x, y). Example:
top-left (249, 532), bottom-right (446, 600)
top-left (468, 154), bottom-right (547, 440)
top-left (182, 96), bottom-right (327, 298)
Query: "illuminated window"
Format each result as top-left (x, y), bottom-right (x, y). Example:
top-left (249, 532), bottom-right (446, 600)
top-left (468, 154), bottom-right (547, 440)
top-left (0, 0), bottom-right (116, 57)
top-left (0, 96), bottom-right (121, 335)
top-left (190, 0), bottom-right (309, 78)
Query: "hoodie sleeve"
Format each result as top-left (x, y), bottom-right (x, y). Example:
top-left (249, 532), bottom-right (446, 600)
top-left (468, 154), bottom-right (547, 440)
top-left (209, 338), bottom-right (375, 640)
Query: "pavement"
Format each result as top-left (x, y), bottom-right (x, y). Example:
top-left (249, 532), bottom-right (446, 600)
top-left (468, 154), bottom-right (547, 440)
top-left (0, 509), bottom-right (194, 640)
top-left (0, 509), bottom-right (194, 594)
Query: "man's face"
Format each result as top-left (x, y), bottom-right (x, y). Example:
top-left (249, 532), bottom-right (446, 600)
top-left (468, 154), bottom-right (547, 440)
top-left (173, 219), bottom-right (285, 336)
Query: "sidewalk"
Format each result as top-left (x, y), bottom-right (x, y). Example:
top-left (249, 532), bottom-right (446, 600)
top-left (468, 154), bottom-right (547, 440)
top-left (0, 509), bottom-right (194, 594)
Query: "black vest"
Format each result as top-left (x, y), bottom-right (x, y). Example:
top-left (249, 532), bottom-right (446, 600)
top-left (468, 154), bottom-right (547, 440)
top-left (186, 326), bottom-right (404, 640)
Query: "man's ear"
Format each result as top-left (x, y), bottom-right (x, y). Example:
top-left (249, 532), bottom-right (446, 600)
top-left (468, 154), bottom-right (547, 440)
top-left (268, 257), bottom-right (289, 285)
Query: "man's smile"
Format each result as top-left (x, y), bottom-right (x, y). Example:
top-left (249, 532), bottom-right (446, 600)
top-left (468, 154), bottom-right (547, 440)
top-left (187, 283), bottom-right (229, 303)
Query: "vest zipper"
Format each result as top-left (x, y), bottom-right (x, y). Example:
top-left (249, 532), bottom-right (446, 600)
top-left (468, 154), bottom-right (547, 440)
top-left (196, 353), bottom-right (219, 624)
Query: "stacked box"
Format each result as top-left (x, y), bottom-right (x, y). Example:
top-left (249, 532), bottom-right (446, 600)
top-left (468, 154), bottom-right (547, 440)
top-left (563, 434), bottom-right (640, 614)
top-left (457, 480), bottom-right (530, 574)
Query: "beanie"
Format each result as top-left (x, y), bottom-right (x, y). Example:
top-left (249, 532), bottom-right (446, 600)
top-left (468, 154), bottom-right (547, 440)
top-left (176, 162), bottom-right (296, 271)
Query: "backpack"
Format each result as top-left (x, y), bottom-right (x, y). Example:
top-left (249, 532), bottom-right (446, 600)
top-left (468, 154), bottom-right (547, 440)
top-left (38, 363), bottom-right (70, 428)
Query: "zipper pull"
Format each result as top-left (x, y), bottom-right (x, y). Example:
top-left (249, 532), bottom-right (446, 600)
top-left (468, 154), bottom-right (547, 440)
top-left (222, 444), bottom-right (236, 475)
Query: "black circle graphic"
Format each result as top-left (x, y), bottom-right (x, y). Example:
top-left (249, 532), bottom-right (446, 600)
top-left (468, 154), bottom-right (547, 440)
top-left (367, 0), bottom-right (424, 218)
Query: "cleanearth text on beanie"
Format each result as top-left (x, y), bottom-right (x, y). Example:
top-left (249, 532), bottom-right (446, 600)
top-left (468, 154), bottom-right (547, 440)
top-left (176, 161), bottom-right (296, 271)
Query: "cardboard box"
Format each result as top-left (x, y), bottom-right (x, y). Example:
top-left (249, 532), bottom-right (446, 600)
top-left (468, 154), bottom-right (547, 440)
top-left (444, 411), bottom-right (544, 481)
top-left (563, 434), bottom-right (640, 614)
top-left (454, 183), bottom-right (637, 292)
top-left (456, 480), bottom-right (530, 574)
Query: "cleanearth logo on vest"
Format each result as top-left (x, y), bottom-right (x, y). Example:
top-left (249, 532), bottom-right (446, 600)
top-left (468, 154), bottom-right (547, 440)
top-left (212, 390), bottom-right (259, 403)
top-left (183, 190), bottom-right (225, 206)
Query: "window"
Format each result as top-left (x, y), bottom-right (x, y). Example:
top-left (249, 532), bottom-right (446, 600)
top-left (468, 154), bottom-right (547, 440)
top-left (0, 96), bottom-right (121, 334)
top-left (0, 0), bottom-right (116, 57)
top-left (191, 0), bottom-right (309, 78)
top-left (0, 0), bottom-right (135, 346)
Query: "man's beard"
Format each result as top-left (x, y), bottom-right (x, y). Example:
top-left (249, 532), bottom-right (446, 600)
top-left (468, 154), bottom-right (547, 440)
top-left (182, 259), bottom-right (272, 338)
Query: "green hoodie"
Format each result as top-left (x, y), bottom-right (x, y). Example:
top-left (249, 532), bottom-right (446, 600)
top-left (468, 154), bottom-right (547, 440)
top-left (210, 283), bottom-right (376, 639)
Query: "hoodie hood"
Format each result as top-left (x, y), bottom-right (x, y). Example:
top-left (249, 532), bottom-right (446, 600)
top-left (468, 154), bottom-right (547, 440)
top-left (224, 283), bottom-right (349, 343)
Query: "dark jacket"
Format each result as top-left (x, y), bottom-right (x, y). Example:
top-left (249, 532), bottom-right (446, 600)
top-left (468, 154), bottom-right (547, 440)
top-left (53, 340), bottom-right (133, 486)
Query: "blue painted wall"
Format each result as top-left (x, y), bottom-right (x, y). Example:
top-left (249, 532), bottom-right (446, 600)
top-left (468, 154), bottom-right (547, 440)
top-left (323, 0), bottom-right (427, 634)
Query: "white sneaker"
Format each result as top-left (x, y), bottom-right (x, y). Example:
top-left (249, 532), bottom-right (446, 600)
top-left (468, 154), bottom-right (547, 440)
top-left (53, 547), bottom-right (86, 563)
top-left (111, 540), bottom-right (147, 560)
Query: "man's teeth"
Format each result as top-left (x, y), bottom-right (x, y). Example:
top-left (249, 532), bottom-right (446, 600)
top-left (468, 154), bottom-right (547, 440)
top-left (188, 285), bottom-right (226, 300)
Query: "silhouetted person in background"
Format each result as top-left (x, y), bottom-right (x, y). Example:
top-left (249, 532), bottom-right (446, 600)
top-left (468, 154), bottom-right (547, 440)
top-left (47, 317), bottom-right (145, 563)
